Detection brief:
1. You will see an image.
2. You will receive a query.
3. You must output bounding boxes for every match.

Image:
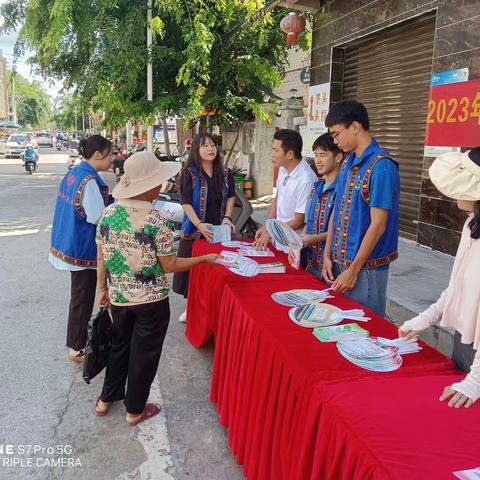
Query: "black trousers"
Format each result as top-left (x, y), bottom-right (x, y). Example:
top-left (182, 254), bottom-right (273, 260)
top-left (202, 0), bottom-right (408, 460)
top-left (67, 269), bottom-right (97, 351)
top-left (100, 298), bottom-right (170, 414)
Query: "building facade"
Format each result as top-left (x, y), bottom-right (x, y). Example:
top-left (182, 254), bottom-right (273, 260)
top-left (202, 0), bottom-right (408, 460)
top-left (293, 0), bottom-right (479, 255)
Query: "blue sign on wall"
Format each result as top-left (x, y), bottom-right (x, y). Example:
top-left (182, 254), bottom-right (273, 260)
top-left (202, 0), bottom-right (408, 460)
top-left (431, 68), bottom-right (469, 86)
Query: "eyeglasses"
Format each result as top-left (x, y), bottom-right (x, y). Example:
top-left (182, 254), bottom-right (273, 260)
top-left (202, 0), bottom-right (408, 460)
top-left (329, 127), bottom-right (346, 140)
top-left (200, 143), bottom-right (217, 149)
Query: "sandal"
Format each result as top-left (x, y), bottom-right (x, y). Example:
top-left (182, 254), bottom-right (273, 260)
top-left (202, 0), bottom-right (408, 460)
top-left (95, 397), bottom-right (112, 417)
top-left (68, 349), bottom-right (85, 363)
top-left (126, 403), bottom-right (161, 427)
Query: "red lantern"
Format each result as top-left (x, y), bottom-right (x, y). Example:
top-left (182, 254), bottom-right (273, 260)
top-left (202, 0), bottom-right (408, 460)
top-left (280, 12), bottom-right (306, 45)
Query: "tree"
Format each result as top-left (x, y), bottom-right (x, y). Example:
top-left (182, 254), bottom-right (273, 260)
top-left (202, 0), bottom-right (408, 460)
top-left (5, 69), bottom-right (51, 128)
top-left (1, 0), bottom-right (311, 128)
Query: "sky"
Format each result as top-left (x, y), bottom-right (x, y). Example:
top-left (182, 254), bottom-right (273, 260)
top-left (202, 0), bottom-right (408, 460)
top-left (0, 2), bottom-right (63, 99)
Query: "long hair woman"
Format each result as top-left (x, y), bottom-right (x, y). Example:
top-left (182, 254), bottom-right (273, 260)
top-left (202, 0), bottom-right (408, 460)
top-left (399, 149), bottom-right (480, 408)
top-left (49, 135), bottom-right (112, 362)
top-left (172, 133), bottom-right (236, 322)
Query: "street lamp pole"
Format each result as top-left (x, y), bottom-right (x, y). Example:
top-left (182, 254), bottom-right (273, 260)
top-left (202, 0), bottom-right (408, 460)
top-left (147, 0), bottom-right (153, 152)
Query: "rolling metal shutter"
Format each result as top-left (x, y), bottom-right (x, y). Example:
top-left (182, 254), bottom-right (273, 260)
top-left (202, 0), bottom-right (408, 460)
top-left (342, 15), bottom-right (435, 238)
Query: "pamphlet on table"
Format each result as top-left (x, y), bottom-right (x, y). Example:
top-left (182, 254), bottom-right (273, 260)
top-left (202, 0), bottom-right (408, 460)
top-left (313, 323), bottom-right (369, 342)
top-left (272, 288), bottom-right (333, 307)
top-left (454, 467), bottom-right (480, 480)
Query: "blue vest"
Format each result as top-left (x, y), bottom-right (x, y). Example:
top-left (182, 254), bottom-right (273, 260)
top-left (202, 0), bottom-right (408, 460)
top-left (181, 165), bottom-right (230, 239)
top-left (50, 162), bottom-right (109, 267)
top-left (305, 178), bottom-right (337, 271)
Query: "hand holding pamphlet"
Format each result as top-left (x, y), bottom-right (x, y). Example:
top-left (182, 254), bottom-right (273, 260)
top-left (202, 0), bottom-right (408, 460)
top-left (208, 224), bottom-right (231, 244)
top-left (215, 251), bottom-right (260, 277)
top-left (265, 219), bottom-right (303, 250)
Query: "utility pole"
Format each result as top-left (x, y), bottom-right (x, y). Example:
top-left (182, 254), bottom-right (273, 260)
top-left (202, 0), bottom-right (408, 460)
top-left (11, 72), bottom-right (17, 124)
top-left (147, 0), bottom-right (153, 152)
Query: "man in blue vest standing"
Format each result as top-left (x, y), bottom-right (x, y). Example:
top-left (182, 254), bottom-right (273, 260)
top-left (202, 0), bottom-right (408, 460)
top-left (322, 101), bottom-right (400, 317)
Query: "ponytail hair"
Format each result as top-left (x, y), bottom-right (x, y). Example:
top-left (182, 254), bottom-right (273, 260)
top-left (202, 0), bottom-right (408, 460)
top-left (78, 135), bottom-right (112, 159)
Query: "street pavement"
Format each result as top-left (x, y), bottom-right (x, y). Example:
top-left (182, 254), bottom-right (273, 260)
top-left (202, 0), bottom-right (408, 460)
top-left (0, 149), bottom-right (244, 480)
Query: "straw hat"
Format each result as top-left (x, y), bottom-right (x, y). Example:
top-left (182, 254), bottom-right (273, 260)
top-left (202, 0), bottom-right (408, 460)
top-left (112, 151), bottom-right (181, 199)
top-left (429, 150), bottom-right (480, 201)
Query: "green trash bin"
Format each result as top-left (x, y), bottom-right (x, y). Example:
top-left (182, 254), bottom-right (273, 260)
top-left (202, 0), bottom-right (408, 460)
top-left (234, 175), bottom-right (245, 190)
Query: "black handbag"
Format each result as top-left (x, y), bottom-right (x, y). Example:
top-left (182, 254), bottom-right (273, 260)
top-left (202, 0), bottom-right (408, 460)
top-left (82, 309), bottom-right (112, 384)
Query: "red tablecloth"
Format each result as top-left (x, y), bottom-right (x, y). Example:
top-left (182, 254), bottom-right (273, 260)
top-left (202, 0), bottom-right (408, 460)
top-left (299, 375), bottom-right (480, 480)
top-left (185, 240), bottom-right (458, 480)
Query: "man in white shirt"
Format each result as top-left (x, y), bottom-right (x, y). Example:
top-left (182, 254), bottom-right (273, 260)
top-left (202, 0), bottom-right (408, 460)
top-left (254, 129), bottom-right (318, 251)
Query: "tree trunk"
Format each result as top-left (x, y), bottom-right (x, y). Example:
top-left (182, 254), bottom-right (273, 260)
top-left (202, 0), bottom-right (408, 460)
top-left (162, 116), bottom-right (171, 156)
top-left (224, 123), bottom-right (242, 168)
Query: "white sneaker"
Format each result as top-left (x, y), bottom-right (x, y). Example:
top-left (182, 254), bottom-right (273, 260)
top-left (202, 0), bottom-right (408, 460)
top-left (178, 310), bottom-right (187, 323)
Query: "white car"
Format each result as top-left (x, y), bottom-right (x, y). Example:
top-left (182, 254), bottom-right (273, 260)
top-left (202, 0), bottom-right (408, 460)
top-left (35, 132), bottom-right (53, 148)
top-left (4, 134), bottom-right (28, 158)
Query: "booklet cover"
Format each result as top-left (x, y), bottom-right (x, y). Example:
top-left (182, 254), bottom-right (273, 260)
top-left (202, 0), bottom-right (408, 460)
top-left (313, 323), bottom-right (369, 342)
top-left (259, 262), bottom-right (286, 273)
top-left (208, 224), bottom-right (231, 244)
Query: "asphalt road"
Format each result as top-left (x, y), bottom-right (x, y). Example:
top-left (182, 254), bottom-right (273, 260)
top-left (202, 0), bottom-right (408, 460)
top-left (0, 149), bottom-right (244, 480)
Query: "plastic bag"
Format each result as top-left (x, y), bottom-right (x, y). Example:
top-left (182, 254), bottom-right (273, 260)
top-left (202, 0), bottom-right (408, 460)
top-left (82, 309), bottom-right (112, 384)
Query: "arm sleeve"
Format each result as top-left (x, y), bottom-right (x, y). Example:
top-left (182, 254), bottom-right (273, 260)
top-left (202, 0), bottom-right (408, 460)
top-left (83, 179), bottom-right (105, 225)
top-left (180, 170), bottom-right (193, 205)
top-left (227, 169), bottom-right (236, 198)
top-left (295, 181), bottom-right (315, 215)
top-left (155, 219), bottom-right (176, 256)
top-left (400, 289), bottom-right (448, 332)
top-left (369, 159), bottom-right (400, 210)
top-left (450, 349), bottom-right (480, 403)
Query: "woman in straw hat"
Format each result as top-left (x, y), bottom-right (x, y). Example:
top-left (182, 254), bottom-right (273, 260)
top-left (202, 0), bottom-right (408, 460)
top-left (95, 151), bottom-right (219, 425)
top-left (399, 148), bottom-right (480, 408)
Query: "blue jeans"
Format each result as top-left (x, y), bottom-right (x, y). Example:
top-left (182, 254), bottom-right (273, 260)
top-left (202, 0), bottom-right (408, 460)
top-left (333, 263), bottom-right (389, 317)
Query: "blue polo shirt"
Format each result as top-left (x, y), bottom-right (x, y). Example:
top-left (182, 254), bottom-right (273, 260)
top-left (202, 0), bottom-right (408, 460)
top-left (332, 139), bottom-right (400, 269)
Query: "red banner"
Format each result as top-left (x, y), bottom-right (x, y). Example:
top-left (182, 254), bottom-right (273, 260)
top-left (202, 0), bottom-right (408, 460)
top-left (424, 79), bottom-right (480, 147)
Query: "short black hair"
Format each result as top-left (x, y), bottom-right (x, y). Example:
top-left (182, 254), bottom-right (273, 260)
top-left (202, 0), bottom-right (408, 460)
top-left (312, 132), bottom-right (341, 154)
top-left (325, 100), bottom-right (369, 130)
top-left (273, 129), bottom-right (303, 159)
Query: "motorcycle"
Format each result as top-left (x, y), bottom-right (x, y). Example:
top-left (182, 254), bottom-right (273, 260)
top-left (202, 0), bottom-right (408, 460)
top-left (67, 147), bottom-right (82, 170)
top-left (22, 146), bottom-right (38, 174)
top-left (56, 139), bottom-right (63, 151)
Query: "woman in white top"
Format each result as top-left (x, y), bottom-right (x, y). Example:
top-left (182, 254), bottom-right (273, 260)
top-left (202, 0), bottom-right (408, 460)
top-left (399, 149), bottom-right (480, 408)
top-left (49, 135), bottom-right (112, 362)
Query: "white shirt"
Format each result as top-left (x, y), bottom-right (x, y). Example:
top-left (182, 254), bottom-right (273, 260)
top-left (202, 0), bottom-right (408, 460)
top-left (276, 159), bottom-right (318, 231)
top-left (49, 178), bottom-right (105, 271)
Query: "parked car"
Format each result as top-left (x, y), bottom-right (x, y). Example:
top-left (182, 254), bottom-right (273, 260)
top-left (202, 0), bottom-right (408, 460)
top-left (35, 132), bottom-right (53, 148)
top-left (3, 134), bottom-right (28, 158)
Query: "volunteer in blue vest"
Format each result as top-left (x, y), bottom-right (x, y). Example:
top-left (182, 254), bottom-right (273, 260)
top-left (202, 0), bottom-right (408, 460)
top-left (302, 132), bottom-right (342, 280)
top-left (322, 101), bottom-right (400, 317)
top-left (49, 135), bottom-right (112, 362)
top-left (172, 133), bottom-right (236, 323)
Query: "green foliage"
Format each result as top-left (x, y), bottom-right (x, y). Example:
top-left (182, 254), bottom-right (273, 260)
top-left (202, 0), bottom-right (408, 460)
top-left (1, 0), bottom-right (310, 127)
top-left (4, 69), bottom-right (51, 128)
